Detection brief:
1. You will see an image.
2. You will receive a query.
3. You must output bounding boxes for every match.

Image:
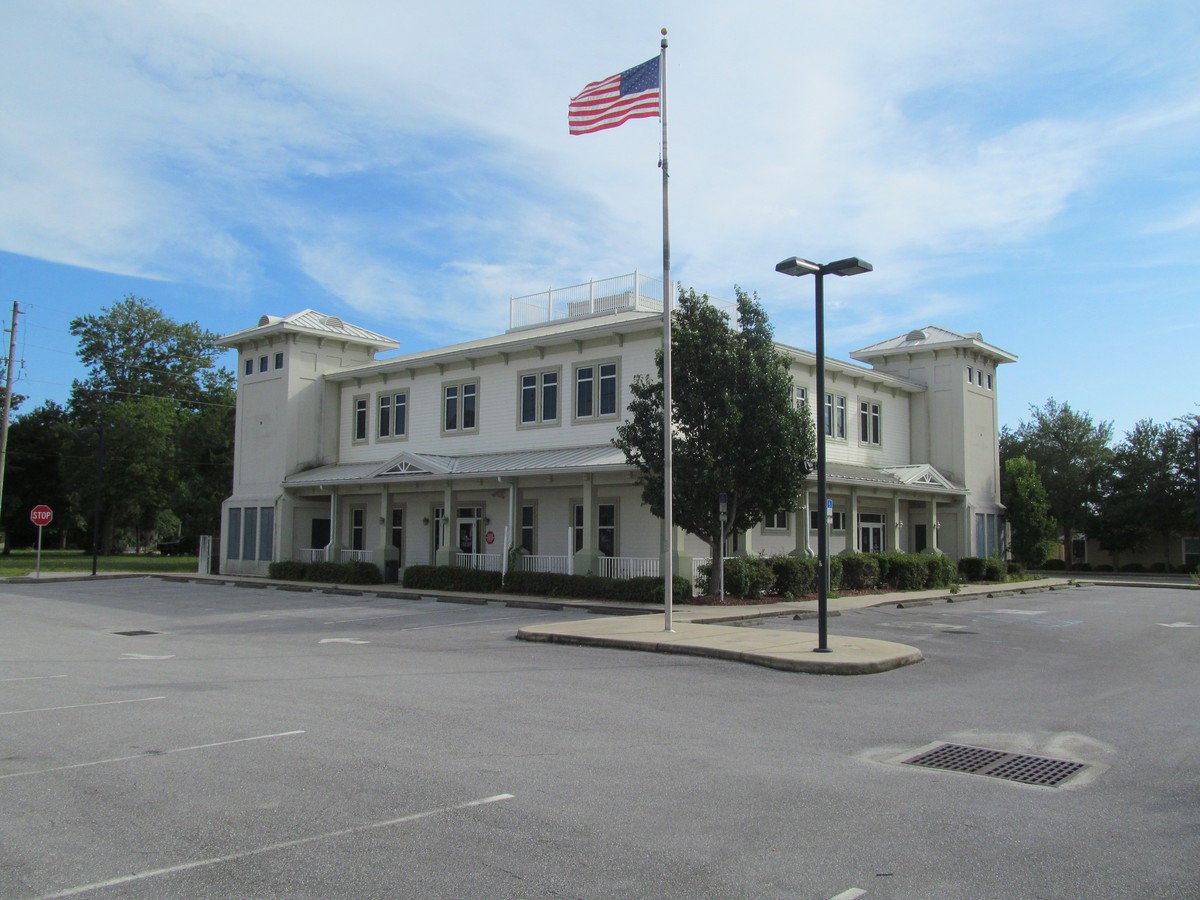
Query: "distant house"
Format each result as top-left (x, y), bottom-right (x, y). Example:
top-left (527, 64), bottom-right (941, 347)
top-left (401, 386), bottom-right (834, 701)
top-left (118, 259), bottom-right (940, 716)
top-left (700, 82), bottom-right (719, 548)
top-left (217, 273), bottom-right (1017, 583)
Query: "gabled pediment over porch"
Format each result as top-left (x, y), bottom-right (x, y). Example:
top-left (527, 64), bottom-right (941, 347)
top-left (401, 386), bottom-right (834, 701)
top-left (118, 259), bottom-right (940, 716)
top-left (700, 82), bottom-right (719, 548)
top-left (880, 463), bottom-right (961, 491)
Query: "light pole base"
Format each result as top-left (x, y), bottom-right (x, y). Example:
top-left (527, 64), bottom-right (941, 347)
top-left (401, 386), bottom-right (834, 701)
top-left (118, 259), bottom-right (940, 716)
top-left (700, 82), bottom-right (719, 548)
top-left (813, 647), bottom-right (833, 654)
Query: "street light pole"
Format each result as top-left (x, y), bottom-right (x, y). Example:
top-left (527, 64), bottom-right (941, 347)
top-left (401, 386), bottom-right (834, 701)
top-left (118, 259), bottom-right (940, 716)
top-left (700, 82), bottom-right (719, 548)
top-left (776, 256), bottom-right (873, 652)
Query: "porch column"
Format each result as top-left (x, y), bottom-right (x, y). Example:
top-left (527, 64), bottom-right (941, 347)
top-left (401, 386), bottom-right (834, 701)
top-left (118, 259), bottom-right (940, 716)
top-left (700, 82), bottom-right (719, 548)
top-left (792, 489), bottom-right (812, 557)
top-left (849, 489), bottom-right (860, 552)
top-left (573, 476), bottom-right (600, 576)
top-left (930, 498), bottom-right (941, 553)
top-left (327, 489), bottom-right (339, 561)
top-left (435, 483), bottom-right (455, 566)
top-left (892, 494), bottom-right (902, 553)
top-left (378, 486), bottom-right (395, 579)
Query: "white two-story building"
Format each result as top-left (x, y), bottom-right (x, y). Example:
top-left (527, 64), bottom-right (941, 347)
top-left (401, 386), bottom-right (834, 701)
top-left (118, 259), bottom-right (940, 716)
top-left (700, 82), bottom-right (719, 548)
top-left (218, 272), bottom-right (1017, 584)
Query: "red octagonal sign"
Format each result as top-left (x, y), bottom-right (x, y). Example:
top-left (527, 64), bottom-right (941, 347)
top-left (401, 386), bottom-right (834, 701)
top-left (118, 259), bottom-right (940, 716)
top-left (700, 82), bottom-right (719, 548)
top-left (30, 504), bottom-right (53, 527)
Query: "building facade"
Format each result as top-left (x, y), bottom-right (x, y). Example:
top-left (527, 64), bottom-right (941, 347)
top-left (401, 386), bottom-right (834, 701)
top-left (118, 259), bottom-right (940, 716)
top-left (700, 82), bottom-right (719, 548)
top-left (218, 274), bottom-right (1017, 583)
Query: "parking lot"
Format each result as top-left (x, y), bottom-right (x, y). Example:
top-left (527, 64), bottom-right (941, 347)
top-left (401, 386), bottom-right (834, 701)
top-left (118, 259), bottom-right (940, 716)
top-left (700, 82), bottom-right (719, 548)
top-left (1, 578), bottom-right (1197, 899)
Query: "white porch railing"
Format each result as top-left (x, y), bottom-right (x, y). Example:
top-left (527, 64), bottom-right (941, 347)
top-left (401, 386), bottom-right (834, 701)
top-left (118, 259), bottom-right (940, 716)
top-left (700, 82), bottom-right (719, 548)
top-left (455, 552), bottom-right (503, 572)
top-left (300, 548), bottom-right (328, 562)
top-left (518, 555), bottom-right (573, 575)
top-left (509, 272), bottom-right (664, 330)
top-left (597, 556), bottom-right (660, 580)
top-left (337, 549), bottom-right (373, 563)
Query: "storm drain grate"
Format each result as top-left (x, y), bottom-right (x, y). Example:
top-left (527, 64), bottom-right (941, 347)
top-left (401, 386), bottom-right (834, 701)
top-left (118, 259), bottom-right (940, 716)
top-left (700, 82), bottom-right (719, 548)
top-left (902, 743), bottom-right (1087, 787)
top-left (113, 630), bottom-right (159, 637)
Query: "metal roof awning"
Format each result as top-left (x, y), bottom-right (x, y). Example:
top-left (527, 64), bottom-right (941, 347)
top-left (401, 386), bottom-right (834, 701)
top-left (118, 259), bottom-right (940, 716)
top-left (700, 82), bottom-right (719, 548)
top-left (282, 445), bottom-right (633, 489)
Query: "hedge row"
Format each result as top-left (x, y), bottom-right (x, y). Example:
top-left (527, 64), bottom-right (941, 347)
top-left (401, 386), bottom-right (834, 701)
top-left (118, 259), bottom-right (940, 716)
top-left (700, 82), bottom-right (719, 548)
top-left (402, 565), bottom-right (691, 603)
top-left (698, 550), bottom-right (962, 599)
top-left (267, 560), bottom-right (383, 585)
top-left (1037, 560), bottom-right (1198, 574)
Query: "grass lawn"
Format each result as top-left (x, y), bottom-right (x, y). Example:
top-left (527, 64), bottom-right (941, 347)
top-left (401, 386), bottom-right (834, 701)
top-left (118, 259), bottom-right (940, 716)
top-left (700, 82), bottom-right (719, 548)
top-left (0, 550), bottom-right (200, 578)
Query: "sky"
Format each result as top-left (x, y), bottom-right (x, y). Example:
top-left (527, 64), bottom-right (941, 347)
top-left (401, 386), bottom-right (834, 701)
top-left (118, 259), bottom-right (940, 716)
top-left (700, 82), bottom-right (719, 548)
top-left (1, 0), bottom-right (1197, 439)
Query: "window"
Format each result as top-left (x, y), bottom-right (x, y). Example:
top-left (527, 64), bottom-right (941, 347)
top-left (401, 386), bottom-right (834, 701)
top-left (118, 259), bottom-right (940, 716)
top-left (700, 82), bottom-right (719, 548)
top-left (259, 356), bottom-right (269, 373)
top-left (1183, 537), bottom-right (1199, 569)
top-left (443, 380), bottom-right (478, 433)
top-left (227, 508), bottom-right (242, 560)
top-left (350, 507), bottom-right (366, 551)
top-left (574, 361), bottom-right (619, 420)
top-left (391, 508), bottom-right (404, 562)
top-left (987, 373), bottom-right (993, 390)
top-left (274, 352), bottom-right (284, 370)
top-left (794, 385), bottom-right (808, 408)
top-left (764, 510), bottom-right (789, 531)
top-left (226, 506), bottom-right (275, 562)
top-left (243, 358), bottom-right (253, 376)
top-left (810, 509), bottom-right (847, 531)
top-left (967, 366), bottom-right (974, 383)
top-left (353, 396), bottom-right (368, 442)
top-left (378, 391), bottom-right (408, 439)
top-left (859, 400), bottom-right (881, 446)
top-left (977, 370), bottom-right (984, 386)
top-left (432, 506), bottom-right (445, 552)
top-left (824, 393), bottom-right (846, 438)
top-left (520, 369), bottom-right (559, 426)
top-left (573, 502), bottom-right (617, 556)
top-left (520, 504), bottom-right (535, 554)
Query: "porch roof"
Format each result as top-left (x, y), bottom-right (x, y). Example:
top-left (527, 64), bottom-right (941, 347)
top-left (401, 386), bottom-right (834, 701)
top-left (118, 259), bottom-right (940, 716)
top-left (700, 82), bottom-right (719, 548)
top-left (282, 444), bottom-right (632, 488)
top-left (828, 461), bottom-right (966, 495)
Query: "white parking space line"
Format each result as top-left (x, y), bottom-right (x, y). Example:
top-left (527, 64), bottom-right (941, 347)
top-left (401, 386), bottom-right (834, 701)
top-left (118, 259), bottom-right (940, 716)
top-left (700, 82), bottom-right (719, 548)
top-left (1, 730), bottom-right (306, 781)
top-left (39, 792), bottom-right (514, 898)
top-left (0, 674), bottom-right (68, 683)
top-left (830, 889), bottom-right (867, 900)
top-left (0, 696), bottom-right (164, 717)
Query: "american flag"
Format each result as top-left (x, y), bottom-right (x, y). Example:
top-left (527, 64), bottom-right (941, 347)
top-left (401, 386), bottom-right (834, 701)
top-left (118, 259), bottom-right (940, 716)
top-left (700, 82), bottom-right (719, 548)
top-left (568, 57), bottom-right (660, 136)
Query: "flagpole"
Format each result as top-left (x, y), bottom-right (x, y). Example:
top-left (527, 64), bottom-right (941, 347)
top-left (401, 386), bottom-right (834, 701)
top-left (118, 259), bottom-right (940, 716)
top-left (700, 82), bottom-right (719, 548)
top-left (659, 29), bottom-right (673, 632)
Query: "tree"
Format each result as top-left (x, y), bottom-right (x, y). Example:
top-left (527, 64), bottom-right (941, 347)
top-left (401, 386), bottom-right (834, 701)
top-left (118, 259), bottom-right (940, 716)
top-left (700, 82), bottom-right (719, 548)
top-left (1096, 420), bottom-right (1192, 566)
top-left (614, 287), bottom-right (815, 591)
top-left (65, 296), bottom-right (234, 552)
top-left (1, 401), bottom-right (72, 548)
top-left (1001, 456), bottom-right (1057, 568)
top-left (1002, 399), bottom-right (1113, 566)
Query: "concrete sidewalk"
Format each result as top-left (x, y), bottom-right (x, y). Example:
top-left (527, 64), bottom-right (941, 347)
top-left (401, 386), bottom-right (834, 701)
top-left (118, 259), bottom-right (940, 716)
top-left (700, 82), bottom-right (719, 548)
top-left (516, 578), bottom-right (1077, 675)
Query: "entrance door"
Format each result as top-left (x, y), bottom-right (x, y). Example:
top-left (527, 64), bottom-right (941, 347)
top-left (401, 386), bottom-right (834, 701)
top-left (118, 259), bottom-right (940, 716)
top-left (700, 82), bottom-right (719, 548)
top-left (311, 518), bottom-right (331, 551)
top-left (457, 518), bottom-right (476, 554)
top-left (859, 513), bottom-right (885, 553)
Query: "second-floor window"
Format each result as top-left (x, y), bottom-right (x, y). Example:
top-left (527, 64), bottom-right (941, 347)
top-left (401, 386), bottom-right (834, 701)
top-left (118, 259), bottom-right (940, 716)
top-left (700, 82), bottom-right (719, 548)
top-left (859, 400), bottom-right (881, 446)
top-left (824, 393), bottom-right (846, 439)
top-left (443, 380), bottom-right (478, 434)
top-left (520, 370), bottom-right (559, 426)
top-left (353, 396), bottom-right (368, 442)
top-left (575, 361), bottom-right (618, 420)
top-left (378, 391), bottom-right (408, 439)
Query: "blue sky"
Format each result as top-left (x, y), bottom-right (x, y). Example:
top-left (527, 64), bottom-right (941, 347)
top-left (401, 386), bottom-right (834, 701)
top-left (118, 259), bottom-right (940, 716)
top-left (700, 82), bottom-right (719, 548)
top-left (1, 0), bottom-right (1197, 438)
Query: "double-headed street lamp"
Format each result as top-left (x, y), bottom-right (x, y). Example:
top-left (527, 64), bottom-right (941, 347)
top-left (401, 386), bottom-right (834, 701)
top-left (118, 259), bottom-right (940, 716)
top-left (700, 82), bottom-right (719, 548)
top-left (776, 256), bottom-right (873, 651)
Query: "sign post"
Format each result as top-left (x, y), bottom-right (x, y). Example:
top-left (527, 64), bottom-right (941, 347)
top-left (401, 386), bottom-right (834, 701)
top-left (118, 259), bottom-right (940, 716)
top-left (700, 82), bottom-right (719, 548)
top-left (30, 504), bottom-right (53, 579)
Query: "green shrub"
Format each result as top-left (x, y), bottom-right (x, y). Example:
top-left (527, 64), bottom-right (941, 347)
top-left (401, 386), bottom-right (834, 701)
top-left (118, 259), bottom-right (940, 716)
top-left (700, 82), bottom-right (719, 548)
top-left (722, 556), bottom-right (776, 599)
top-left (983, 558), bottom-right (1006, 582)
top-left (770, 555), bottom-right (817, 596)
top-left (872, 552), bottom-right (922, 590)
top-left (1094, 564), bottom-right (1113, 572)
top-left (1006, 560), bottom-right (1025, 576)
top-left (402, 565), bottom-right (502, 593)
top-left (923, 551), bottom-right (958, 588)
top-left (501, 570), bottom-right (688, 603)
top-left (268, 561), bottom-right (308, 581)
top-left (1040, 559), bottom-right (1067, 571)
top-left (838, 552), bottom-right (881, 590)
top-left (1119, 562), bottom-right (1146, 573)
top-left (1149, 562), bottom-right (1168, 573)
top-left (1072, 562), bottom-right (1092, 572)
top-left (266, 560), bottom-right (383, 585)
top-left (958, 557), bottom-right (988, 582)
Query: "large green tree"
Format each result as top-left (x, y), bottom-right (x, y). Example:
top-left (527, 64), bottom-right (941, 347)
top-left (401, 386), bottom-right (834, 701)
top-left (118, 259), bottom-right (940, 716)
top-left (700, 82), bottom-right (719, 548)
top-left (1001, 398), bottom-right (1113, 566)
top-left (63, 296), bottom-right (234, 552)
top-left (1095, 420), bottom-right (1192, 566)
top-left (614, 287), bottom-right (815, 590)
top-left (1001, 456), bottom-right (1057, 568)
top-left (0, 401), bottom-right (71, 548)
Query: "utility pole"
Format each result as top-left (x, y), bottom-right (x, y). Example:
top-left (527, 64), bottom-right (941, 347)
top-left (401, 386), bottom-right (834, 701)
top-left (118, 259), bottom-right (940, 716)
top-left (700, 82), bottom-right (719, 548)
top-left (0, 301), bottom-right (20, 549)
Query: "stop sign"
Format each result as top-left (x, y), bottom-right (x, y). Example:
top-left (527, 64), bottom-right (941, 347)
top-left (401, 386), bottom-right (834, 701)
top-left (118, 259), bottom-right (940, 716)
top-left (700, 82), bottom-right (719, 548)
top-left (30, 504), bottom-right (53, 527)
